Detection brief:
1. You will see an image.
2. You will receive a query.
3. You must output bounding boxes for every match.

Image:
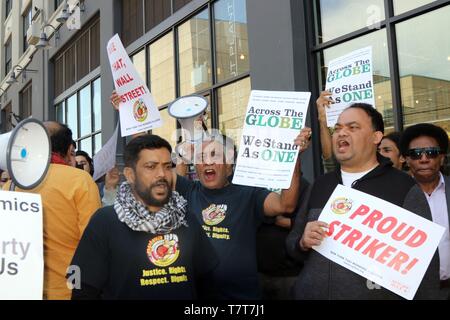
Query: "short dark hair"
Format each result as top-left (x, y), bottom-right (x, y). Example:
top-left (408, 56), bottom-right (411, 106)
top-left (382, 131), bottom-right (402, 149)
top-left (76, 150), bottom-right (94, 175)
top-left (51, 124), bottom-right (73, 157)
top-left (124, 134), bottom-right (172, 168)
top-left (346, 103), bottom-right (384, 134)
top-left (400, 123), bottom-right (449, 156)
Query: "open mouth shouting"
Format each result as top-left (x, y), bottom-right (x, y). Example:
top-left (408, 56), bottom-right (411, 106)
top-left (203, 168), bottom-right (217, 182)
top-left (336, 139), bottom-right (350, 153)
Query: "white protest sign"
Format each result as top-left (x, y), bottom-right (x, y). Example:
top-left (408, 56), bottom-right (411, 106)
top-left (93, 123), bottom-right (119, 182)
top-left (232, 90), bottom-right (311, 189)
top-left (314, 184), bottom-right (445, 300)
top-left (0, 191), bottom-right (44, 300)
top-left (107, 34), bottom-right (162, 137)
top-left (325, 46), bottom-right (374, 127)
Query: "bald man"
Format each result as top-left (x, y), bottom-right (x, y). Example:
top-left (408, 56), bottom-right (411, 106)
top-left (4, 122), bottom-right (101, 299)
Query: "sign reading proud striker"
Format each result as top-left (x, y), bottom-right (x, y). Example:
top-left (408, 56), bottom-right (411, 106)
top-left (315, 184), bottom-right (445, 300)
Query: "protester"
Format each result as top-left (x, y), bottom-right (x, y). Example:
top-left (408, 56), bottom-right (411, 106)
top-left (75, 150), bottom-right (94, 176)
top-left (109, 89), bottom-right (310, 299)
top-left (286, 103), bottom-right (441, 299)
top-left (69, 134), bottom-right (218, 299)
top-left (172, 129), bottom-right (311, 300)
top-left (400, 123), bottom-right (450, 299)
top-left (378, 132), bottom-right (406, 171)
top-left (3, 122), bottom-right (101, 299)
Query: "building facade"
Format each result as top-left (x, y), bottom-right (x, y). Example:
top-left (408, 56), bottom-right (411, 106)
top-left (0, 0), bottom-right (449, 182)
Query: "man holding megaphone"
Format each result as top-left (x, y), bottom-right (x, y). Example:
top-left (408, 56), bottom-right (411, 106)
top-left (2, 121), bottom-right (101, 299)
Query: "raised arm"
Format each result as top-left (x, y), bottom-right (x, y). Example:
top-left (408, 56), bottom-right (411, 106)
top-left (263, 127), bottom-right (312, 216)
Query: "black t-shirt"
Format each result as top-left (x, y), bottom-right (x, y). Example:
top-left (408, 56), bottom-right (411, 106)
top-left (176, 176), bottom-right (271, 299)
top-left (70, 206), bottom-right (218, 300)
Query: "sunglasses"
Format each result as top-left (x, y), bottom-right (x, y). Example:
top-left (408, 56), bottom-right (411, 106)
top-left (406, 147), bottom-right (443, 160)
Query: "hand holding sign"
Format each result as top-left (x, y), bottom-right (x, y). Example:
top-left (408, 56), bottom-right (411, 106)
top-left (300, 221), bottom-right (329, 250)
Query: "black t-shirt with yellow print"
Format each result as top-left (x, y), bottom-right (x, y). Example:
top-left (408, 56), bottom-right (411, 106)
top-left (176, 175), bottom-right (271, 300)
top-left (69, 205), bottom-right (218, 299)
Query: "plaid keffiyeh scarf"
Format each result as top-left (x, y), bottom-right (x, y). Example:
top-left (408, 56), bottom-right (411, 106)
top-left (114, 182), bottom-right (188, 234)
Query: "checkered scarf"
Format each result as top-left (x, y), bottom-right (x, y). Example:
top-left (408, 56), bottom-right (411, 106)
top-left (114, 182), bottom-right (188, 234)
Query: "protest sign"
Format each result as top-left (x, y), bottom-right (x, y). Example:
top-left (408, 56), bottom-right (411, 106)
top-left (0, 191), bottom-right (43, 300)
top-left (325, 46), bottom-right (375, 127)
top-left (232, 90), bottom-right (311, 189)
top-left (107, 34), bottom-right (162, 137)
top-left (315, 184), bottom-right (445, 300)
top-left (93, 123), bottom-right (119, 182)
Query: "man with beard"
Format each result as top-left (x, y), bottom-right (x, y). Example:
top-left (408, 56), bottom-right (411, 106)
top-left (286, 103), bottom-right (441, 299)
top-left (69, 135), bottom-right (218, 299)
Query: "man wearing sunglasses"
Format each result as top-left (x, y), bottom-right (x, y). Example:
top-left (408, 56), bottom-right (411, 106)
top-left (400, 123), bottom-right (450, 299)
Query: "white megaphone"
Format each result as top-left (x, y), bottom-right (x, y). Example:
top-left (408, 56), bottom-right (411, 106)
top-left (168, 95), bottom-right (208, 143)
top-left (0, 118), bottom-right (51, 190)
top-left (168, 95), bottom-right (208, 164)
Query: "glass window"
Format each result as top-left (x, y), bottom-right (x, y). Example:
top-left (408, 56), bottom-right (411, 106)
top-left (56, 101), bottom-right (66, 123)
top-left (214, 0), bottom-right (249, 82)
top-left (150, 32), bottom-right (175, 106)
top-left (132, 49), bottom-right (147, 85)
top-left (218, 77), bottom-right (251, 149)
top-left (5, 0), bottom-right (12, 18)
top-left (397, 6), bottom-right (450, 128)
top-left (67, 94), bottom-right (78, 139)
top-left (79, 85), bottom-right (92, 137)
top-left (93, 78), bottom-right (102, 131)
top-left (178, 9), bottom-right (212, 96)
top-left (151, 108), bottom-right (178, 147)
top-left (23, 5), bottom-right (32, 53)
top-left (5, 37), bottom-right (12, 76)
top-left (316, 0), bottom-right (384, 43)
top-left (80, 138), bottom-right (93, 156)
top-left (318, 30), bottom-right (393, 129)
top-left (394, 0), bottom-right (436, 15)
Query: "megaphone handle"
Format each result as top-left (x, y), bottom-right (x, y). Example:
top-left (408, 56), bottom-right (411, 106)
top-left (9, 181), bottom-right (16, 191)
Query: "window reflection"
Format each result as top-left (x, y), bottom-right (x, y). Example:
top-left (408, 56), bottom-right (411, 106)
top-left (214, 0), bottom-right (249, 82)
top-left (132, 49), bottom-right (147, 84)
top-left (150, 32), bottom-right (175, 106)
top-left (79, 85), bottom-right (92, 137)
top-left (93, 78), bottom-right (102, 132)
top-left (397, 6), bottom-right (450, 129)
top-left (178, 10), bottom-right (212, 96)
top-left (94, 134), bottom-right (102, 155)
top-left (67, 94), bottom-right (78, 139)
top-left (218, 77), bottom-right (251, 149)
top-left (319, 30), bottom-right (393, 129)
top-left (394, 0), bottom-right (435, 15)
top-left (80, 138), bottom-right (93, 157)
top-left (316, 0), bottom-right (384, 43)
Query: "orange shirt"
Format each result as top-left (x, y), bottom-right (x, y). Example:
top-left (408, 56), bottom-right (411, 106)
top-left (5, 164), bottom-right (101, 299)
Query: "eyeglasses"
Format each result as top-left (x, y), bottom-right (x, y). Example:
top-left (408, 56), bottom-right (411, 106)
top-left (406, 147), bottom-right (443, 160)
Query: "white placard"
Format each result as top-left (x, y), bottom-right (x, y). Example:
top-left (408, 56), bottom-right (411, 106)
top-left (107, 34), bottom-right (162, 137)
top-left (314, 184), bottom-right (445, 300)
top-left (0, 191), bottom-right (44, 300)
top-left (325, 46), bottom-right (375, 127)
top-left (93, 123), bottom-right (119, 182)
top-left (232, 90), bottom-right (311, 189)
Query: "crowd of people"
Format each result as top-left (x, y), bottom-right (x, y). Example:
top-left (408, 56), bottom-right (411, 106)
top-left (1, 90), bottom-right (449, 301)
